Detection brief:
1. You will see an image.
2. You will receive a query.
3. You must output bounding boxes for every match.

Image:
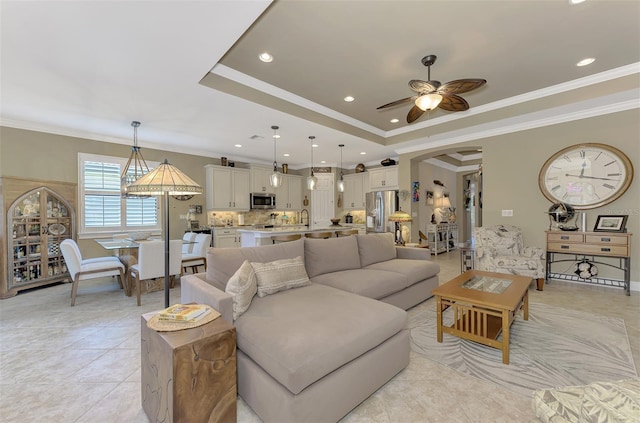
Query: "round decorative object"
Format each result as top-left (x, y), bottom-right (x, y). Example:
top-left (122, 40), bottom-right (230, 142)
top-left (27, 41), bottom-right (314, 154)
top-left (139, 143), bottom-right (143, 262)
top-left (574, 259), bottom-right (598, 280)
top-left (547, 203), bottom-right (576, 223)
top-left (538, 143), bottom-right (633, 209)
top-left (399, 190), bottom-right (410, 201)
top-left (355, 163), bottom-right (365, 173)
top-left (172, 194), bottom-right (194, 201)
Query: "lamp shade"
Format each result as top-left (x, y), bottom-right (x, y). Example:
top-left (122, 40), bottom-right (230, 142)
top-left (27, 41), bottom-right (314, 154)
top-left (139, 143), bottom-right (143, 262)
top-left (434, 196), bottom-right (451, 209)
top-left (415, 94), bottom-right (443, 111)
top-left (126, 159), bottom-right (203, 196)
top-left (388, 210), bottom-right (413, 223)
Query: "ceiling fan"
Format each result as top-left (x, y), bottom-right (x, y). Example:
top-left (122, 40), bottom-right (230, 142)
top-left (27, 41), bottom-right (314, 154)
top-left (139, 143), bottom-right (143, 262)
top-left (377, 54), bottom-right (486, 123)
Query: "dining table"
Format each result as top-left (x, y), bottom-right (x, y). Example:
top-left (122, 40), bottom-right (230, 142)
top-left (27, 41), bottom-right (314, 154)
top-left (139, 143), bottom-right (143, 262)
top-left (95, 237), bottom-right (194, 296)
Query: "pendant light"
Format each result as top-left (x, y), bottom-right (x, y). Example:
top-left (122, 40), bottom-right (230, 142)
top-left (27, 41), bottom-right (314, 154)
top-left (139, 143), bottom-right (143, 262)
top-left (269, 125), bottom-right (282, 188)
top-left (307, 136), bottom-right (318, 190)
top-left (121, 121), bottom-right (150, 198)
top-left (337, 144), bottom-right (345, 193)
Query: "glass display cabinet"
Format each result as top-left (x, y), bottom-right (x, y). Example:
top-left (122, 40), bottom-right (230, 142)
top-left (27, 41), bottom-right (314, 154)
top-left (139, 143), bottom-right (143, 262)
top-left (1, 178), bottom-right (76, 299)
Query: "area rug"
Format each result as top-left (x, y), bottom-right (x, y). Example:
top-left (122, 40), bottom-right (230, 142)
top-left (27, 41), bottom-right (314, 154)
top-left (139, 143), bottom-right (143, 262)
top-left (409, 302), bottom-right (637, 397)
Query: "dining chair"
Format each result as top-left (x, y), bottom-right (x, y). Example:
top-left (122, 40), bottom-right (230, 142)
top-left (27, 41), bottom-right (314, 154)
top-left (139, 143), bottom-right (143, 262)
top-left (181, 233), bottom-right (211, 274)
top-left (129, 240), bottom-right (182, 306)
top-left (305, 232), bottom-right (332, 239)
top-left (335, 229), bottom-right (358, 237)
top-left (182, 232), bottom-right (197, 255)
top-left (60, 239), bottom-right (126, 306)
top-left (271, 234), bottom-right (302, 244)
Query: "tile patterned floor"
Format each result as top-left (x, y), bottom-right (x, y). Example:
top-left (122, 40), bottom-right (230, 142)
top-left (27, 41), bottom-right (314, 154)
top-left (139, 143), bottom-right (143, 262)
top-left (0, 251), bottom-right (638, 422)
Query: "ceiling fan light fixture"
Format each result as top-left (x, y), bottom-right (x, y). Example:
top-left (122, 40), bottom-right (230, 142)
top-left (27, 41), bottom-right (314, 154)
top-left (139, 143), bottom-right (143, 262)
top-left (415, 93), bottom-right (443, 111)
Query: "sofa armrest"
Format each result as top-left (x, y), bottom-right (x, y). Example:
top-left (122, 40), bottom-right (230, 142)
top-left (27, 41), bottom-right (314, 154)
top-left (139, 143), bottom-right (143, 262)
top-left (522, 246), bottom-right (545, 259)
top-left (181, 273), bottom-right (234, 324)
top-left (395, 246), bottom-right (431, 260)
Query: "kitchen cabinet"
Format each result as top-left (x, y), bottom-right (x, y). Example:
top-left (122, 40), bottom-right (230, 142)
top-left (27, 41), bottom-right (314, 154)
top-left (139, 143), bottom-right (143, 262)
top-left (368, 167), bottom-right (398, 190)
top-left (277, 174), bottom-right (302, 210)
top-left (250, 165), bottom-right (275, 194)
top-left (343, 173), bottom-right (367, 209)
top-left (213, 227), bottom-right (241, 248)
top-left (205, 165), bottom-right (250, 211)
top-left (1, 177), bottom-right (76, 299)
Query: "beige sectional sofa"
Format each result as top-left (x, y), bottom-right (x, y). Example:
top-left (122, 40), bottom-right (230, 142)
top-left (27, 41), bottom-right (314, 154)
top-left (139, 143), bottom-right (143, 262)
top-left (181, 232), bottom-right (440, 423)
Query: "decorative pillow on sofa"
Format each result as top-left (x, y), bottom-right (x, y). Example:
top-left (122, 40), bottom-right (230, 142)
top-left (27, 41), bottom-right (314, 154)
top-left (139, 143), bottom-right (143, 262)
top-left (225, 259), bottom-right (257, 320)
top-left (356, 232), bottom-right (396, 267)
top-left (251, 256), bottom-right (311, 297)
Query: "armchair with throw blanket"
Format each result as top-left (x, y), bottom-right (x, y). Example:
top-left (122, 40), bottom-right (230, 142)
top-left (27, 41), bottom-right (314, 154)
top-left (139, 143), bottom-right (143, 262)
top-left (473, 224), bottom-right (545, 290)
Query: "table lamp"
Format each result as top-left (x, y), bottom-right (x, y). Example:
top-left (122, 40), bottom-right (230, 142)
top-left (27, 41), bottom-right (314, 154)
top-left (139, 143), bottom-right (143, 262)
top-left (388, 209), bottom-right (412, 245)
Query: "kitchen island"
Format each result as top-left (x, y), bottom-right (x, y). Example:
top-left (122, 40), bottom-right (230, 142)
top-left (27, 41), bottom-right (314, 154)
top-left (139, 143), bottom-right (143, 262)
top-left (237, 225), bottom-right (364, 247)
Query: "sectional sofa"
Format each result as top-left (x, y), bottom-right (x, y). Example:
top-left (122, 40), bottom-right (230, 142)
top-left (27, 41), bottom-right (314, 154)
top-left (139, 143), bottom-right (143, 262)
top-left (181, 232), bottom-right (440, 422)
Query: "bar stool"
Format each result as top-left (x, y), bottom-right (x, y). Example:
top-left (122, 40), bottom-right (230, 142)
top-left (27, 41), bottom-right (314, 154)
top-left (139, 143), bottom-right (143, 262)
top-left (335, 229), bottom-right (358, 237)
top-left (271, 234), bottom-right (302, 244)
top-left (305, 232), bottom-right (332, 239)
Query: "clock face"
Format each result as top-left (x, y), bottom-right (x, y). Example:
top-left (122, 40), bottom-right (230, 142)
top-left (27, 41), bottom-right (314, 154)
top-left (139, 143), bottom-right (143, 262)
top-left (539, 143), bottom-right (633, 209)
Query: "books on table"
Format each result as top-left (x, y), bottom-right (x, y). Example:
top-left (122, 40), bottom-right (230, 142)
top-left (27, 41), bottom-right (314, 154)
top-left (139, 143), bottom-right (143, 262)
top-left (158, 304), bottom-right (211, 322)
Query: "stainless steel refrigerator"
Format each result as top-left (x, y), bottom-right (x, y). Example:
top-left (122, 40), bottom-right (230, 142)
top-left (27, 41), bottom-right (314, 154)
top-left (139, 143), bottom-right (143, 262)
top-left (365, 190), bottom-right (399, 234)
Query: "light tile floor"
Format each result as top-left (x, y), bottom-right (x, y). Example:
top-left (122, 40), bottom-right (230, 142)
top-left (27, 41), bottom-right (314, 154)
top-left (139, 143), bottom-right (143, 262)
top-left (0, 252), bottom-right (638, 422)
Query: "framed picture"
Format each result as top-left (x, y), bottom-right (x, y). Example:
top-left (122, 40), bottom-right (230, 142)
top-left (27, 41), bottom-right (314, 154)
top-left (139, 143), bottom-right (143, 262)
top-left (593, 215), bottom-right (628, 232)
top-left (412, 181), bottom-right (420, 202)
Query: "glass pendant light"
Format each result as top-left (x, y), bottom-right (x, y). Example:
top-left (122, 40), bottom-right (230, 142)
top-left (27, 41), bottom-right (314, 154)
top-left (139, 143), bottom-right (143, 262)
top-left (307, 136), bottom-right (318, 190)
top-left (269, 125), bottom-right (282, 188)
top-left (337, 143), bottom-right (345, 193)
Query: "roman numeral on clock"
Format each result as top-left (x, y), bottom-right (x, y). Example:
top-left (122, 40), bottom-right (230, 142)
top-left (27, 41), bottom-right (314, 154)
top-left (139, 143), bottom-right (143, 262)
top-left (603, 183), bottom-right (615, 190)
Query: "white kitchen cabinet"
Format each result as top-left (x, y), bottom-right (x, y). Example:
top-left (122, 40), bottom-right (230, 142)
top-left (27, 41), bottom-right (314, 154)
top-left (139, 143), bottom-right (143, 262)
top-left (343, 173), bottom-right (367, 209)
top-left (250, 165), bottom-right (275, 194)
top-left (213, 227), bottom-right (241, 248)
top-left (277, 174), bottom-right (302, 210)
top-left (205, 165), bottom-right (250, 211)
top-left (368, 167), bottom-right (398, 191)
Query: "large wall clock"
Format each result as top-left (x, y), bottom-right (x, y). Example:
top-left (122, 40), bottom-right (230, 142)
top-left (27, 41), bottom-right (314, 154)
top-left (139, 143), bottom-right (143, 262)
top-left (538, 143), bottom-right (633, 209)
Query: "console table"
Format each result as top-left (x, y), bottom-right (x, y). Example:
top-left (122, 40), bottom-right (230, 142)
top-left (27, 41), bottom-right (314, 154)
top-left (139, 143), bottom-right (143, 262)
top-left (545, 231), bottom-right (632, 295)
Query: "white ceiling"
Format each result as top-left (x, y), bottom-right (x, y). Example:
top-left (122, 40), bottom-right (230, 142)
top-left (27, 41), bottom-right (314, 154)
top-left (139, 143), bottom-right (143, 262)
top-left (1, 1), bottom-right (639, 171)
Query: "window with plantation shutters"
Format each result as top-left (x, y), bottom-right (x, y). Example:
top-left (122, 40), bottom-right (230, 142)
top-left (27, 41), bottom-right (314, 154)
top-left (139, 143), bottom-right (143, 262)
top-left (78, 153), bottom-right (160, 236)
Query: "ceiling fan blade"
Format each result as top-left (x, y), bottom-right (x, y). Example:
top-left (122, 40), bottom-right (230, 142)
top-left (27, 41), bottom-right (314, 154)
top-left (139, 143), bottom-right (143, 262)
top-left (438, 94), bottom-right (469, 112)
top-left (376, 96), bottom-right (417, 110)
top-left (409, 79), bottom-right (440, 93)
top-left (407, 105), bottom-right (425, 123)
top-left (437, 79), bottom-right (486, 95)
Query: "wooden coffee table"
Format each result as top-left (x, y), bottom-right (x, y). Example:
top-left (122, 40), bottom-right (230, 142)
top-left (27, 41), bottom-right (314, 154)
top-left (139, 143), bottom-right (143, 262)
top-left (432, 270), bottom-right (532, 364)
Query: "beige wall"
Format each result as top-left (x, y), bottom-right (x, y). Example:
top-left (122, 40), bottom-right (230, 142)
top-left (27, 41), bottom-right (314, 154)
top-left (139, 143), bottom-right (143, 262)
top-left (1, 126), bottom-right (219, 258)
top-left (400, 108), bottom-right (639, 281)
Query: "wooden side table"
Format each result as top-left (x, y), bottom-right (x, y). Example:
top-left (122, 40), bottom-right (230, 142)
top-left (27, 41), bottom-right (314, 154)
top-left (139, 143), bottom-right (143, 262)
top-left (141, 312), bottom-right (237, 423)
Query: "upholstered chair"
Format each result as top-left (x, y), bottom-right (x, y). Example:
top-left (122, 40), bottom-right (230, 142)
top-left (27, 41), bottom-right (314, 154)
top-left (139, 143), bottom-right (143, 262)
top-left (181, 233), bottom-right (211, 274)
top-left (60, 239), bottom-right (126, 306)
top-left (130, 240), bottom-right (182, 306)
top-left (473, 225), bottom-right (545, 290)
top-left (182, 232), bottom-right (198, 255)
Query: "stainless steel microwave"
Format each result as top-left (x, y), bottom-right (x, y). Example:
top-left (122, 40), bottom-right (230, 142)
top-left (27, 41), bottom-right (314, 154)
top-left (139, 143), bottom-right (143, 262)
top-left (250, 192), bottom-right (276, 209)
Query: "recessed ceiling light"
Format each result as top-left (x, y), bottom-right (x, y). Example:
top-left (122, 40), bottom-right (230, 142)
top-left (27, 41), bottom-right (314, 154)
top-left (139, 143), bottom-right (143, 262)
top-left (283, 153), bottom-right (290, 157)
top-left (320, 160), bottom-right (326, 164)
top-left (570, 0), bottom-right (586, 4)
top-left (390, 118), bottom-right (399, 123)
top-left (235, 144), bottom-right (242, 148)
top-left (344, 96), bottom-right (355, 102)
top-left (360, 152), bottom-right (366, 155)
top-left (312, 144), bottom-right (318, 148)
top-left (576, 57), bottom-right (595, 67)
top-left (259, 52), bottom-right (273, 63)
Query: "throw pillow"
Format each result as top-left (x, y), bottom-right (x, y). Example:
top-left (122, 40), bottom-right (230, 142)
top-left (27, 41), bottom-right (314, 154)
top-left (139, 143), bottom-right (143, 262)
top-left (251, 256), bottom-right (311, 297)
top-left (225, 259), bottom-right (257, 321)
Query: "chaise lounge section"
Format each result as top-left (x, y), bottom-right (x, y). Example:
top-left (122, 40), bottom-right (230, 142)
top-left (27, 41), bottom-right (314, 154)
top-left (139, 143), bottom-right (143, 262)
top-left (181, 232), bottom-right (440, 422)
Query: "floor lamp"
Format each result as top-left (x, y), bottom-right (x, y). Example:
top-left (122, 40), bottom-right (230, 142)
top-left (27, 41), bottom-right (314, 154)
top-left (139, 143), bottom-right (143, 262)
top-left (127, 159), bottom-right (202, 307)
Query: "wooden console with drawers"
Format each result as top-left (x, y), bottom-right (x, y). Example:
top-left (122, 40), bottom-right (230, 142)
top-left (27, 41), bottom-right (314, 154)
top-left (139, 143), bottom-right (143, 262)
top-left (545, 231), bottom-right (632, 295)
